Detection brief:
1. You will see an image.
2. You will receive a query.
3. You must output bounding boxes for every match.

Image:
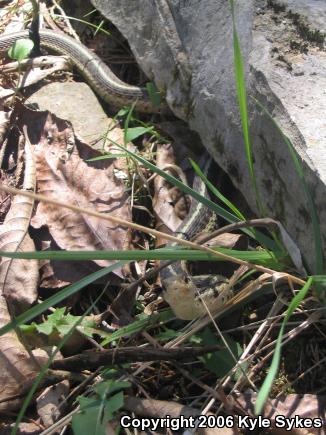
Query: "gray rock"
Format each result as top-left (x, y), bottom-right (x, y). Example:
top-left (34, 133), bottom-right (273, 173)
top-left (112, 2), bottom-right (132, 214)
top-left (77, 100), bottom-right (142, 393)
top-left (27, 81), bottom-right (109, 148)
top-left (91, 0), bottom-right (326, 272)
top-left (279, 0), bottom-right (326, 33)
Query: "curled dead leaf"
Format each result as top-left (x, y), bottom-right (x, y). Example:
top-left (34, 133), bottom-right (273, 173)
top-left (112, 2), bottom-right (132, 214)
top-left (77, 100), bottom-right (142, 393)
top-left (15, 105), bottom-right (131, 282)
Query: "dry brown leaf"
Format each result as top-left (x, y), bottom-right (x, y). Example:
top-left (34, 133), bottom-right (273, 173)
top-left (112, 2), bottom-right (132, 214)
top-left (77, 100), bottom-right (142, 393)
top-left (236, 392), bottom-right (326, 435)
top-left (0, 127), bottom-right (47, 411)
top-left (0, 291), bottom-right (49, 411)
top-left (0, 110), bottom-right (10, 145)
top-left (153, 142), bottom-right (190, 245)
top-left (36, 380), bottom-right (69, 427)
top-left (0, 131), bottom-right (38, 309)
top-left (34, 228), bottom-right (123, 289)
top-left (123, 396), bottom-right (238, 435)
top-left (15, 105), bottom-right (131, 281)
top-left (0, 421), bottom-right (43, 434)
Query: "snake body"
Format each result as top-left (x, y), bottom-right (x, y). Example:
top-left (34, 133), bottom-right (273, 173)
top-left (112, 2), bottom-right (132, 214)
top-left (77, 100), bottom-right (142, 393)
top-left (0, 28), bottom-right (231, 319)
top-left (0, 29), bottom-right (162, 113)
top-left (160, 158), bottom-right (233, 320)
top-left (160, 157), bottom-right (214, 281)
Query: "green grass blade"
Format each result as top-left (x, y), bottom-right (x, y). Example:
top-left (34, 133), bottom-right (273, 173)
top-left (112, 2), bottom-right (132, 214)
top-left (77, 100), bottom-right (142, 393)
top-left (190, 158), bottom-right (245, 220)
top-left (0, 248), bottom-right (287, 269)
top-left (146, 82), bottom-right (162, 107)
top-left (87, 153), bottom-right (128, 161)
top-left (190, 155), bottom-right (280, 252)
top-left (189, 158), bottom-right (281, 253)
top-left (52, 14), bottom-right (111, 38)
top-left (94, 133), bottom-right (278, 249)
top-left (111, 142), bottom-right (277, 251)
top-left (101, 309), bottom-right (174, 346)
top-left (0, 261), bottom-right (127, 337)
top-left (123, 102), bottom-right (137, 145)
top-left (254, 276), bottom-right (313, 415)
top-left (116, 144), bottom-right (239, 221)
top-left (124, 126), bottom-right (154, 143)
top-left (229, 0), bottom-right (263, 215)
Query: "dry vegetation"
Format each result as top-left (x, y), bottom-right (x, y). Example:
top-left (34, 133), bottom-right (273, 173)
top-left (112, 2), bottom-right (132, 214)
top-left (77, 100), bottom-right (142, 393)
top-left (0, 1), bottom-right (325, 434)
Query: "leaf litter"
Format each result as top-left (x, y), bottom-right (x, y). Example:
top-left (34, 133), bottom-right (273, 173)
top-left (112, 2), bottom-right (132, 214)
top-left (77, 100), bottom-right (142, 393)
top-left (14, 103), bottom-right (131, 286)
top-left (0, 3), bottom-right (325, 432)
top-left (0, 101), bottom-right (132, 413)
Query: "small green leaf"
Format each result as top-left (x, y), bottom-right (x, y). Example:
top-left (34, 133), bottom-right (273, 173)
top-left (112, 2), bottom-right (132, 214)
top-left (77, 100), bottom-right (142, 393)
top-left (94, 380), bottom-right (130, 398)
top-left (72, 397), bottom-right (106, 435)
top-left (100, 310), bottom-right (173, 346)
top-left (146, 82), bottom-right (162, 107)
top-left (13, 287), bottom-right (110, 435)
top-left (49, 307), bottom-right (66, 321)
top-left (116, 107), bottom-right (130, 117)
top-left (0, 262), bottom-right (126, 338)
top-left (155, 328), bottom-right (182, 342)
top-left (36, 321), bottom-right (54, 336)
top-left (72, 383), bottom-right (126, 435)
top-left (124, 126), bottom-right (153, 143)
top-left (8, 39), bottom-right (34, 61)
top-left (33, 308), bottom-right (100, 338)
top-left (19, 323), bottom-right (36, 333)
top-left (104, 392), bottom-right (124, 420)
top-left (87, 153), bottom-right (128, 162)
top-left (199, 328), bottom-right (244, 378)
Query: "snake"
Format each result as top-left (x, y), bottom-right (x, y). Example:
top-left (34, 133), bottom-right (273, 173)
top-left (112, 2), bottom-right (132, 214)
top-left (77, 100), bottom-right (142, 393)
top-left (0, 28), bottom-right (233, 319)
top-left (160, 157), bottom-right (234, 320)
top-left (0, 29), bottom-right (165, 113)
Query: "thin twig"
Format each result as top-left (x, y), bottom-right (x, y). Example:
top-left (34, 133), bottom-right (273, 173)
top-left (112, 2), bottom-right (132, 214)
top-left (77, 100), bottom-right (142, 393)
top-left (51, 345), bottom-right (224, 371)
top-left (0, 184), bottom-right (307, 287)
top-left (196, 218), bottom-right (280, 245)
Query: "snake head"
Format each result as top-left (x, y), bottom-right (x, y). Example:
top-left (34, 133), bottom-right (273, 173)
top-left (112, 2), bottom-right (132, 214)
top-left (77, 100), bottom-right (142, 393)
top-left (162, 274), bottom-right (232, 320)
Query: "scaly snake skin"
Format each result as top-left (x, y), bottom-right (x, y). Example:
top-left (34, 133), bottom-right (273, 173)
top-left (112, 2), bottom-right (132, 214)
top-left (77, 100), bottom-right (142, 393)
top-left (0, 28), bottom-right (232, 319)
top-left (0, 29), bottom-right (163, 113)
top-left (160, 158), bottom-right (233, 320)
